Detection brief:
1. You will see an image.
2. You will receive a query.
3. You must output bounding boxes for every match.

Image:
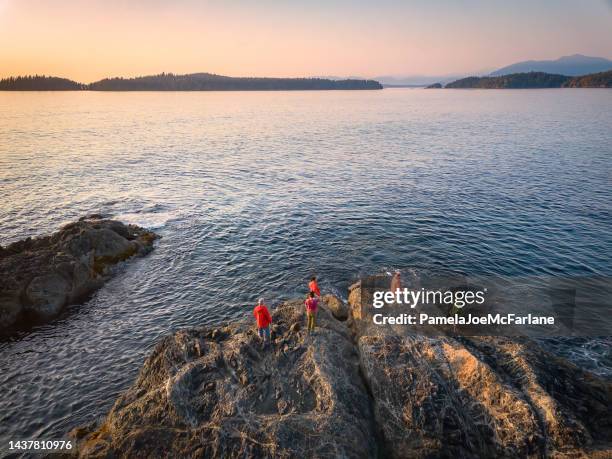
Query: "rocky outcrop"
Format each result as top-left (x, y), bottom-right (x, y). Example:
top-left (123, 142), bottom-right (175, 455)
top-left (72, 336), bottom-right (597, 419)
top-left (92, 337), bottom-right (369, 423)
top-left (358, 336), bottom-right (611, 458)
top-left (350, 284), bottom-right (611, 459)
top-left (73, 299), bottom-right (377, 458)
top-left (0, 216), bottom-right (157, 333)
top-left (72, 285), bottom-right (611, 458)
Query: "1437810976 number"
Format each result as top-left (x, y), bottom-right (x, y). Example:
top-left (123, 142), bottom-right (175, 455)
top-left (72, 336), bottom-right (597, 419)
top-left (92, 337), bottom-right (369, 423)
top-left (9, 440), bottom-right (73, 451)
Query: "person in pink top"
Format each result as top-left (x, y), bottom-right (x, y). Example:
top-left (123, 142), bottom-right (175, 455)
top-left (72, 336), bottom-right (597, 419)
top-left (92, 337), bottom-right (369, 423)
top-left (305, 291), bottom-right (319, 333)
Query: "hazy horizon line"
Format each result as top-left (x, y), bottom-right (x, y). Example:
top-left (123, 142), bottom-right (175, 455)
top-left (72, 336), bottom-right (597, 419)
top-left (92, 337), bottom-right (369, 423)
top-left (3, 52), bottom-right (611, 84)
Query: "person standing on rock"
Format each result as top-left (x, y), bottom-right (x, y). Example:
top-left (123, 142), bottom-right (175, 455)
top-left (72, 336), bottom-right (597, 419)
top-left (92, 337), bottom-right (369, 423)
top-left (309, 276), bottom-right (321, 297)
top-left (390, 270), bottom-right (402, 294)
top-left (305, 291), bottom-right (319, 334)
top-left (253, 298), bottom-right (272, 348)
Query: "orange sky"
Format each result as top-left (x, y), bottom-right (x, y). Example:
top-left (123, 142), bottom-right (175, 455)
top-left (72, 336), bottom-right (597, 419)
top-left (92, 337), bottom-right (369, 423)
top-left (1, 0), bottom-right (611, 82)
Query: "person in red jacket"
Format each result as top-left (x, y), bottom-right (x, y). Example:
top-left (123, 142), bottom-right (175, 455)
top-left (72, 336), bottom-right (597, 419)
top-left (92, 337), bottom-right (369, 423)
top-left (253, 298), bottom-right (272, 348)
top-left (309, 276), bottom-right (321, 297)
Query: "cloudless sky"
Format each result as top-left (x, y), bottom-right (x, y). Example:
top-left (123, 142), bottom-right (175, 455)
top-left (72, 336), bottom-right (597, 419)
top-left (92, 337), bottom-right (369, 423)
top-left (0, 0), bottom-right (611, 82)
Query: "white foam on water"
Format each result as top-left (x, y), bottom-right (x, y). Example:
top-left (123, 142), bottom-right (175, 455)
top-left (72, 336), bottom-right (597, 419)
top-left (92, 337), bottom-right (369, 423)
top-left (114, 211), bottom-right (176, 230)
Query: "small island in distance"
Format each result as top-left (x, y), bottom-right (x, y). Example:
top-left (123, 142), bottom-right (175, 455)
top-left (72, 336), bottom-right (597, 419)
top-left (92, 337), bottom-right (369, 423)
top-left (0, 73), bottom-right (383, 91)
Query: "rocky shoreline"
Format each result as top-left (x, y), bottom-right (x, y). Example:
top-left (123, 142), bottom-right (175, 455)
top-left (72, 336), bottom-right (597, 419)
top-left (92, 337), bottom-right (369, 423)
top-left (72, 283), bottom-right (611, 458)
top-left (0, 216), bottom-right (158, 334)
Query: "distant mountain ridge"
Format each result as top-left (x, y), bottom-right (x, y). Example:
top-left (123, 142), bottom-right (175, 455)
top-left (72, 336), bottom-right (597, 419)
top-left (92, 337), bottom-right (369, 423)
top-left (491, 54), bottom-right (612, 77)
top-left (315, 55), bottom-right (612, 86)
top-left (0, 72), bottom-right (382, 91)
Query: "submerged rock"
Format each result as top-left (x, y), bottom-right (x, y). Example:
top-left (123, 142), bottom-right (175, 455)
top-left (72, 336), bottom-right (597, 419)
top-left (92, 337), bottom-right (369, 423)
top-left (0, 216), bottom-right (158, 333)
top-left (73, 301), bottom-right (376, 458)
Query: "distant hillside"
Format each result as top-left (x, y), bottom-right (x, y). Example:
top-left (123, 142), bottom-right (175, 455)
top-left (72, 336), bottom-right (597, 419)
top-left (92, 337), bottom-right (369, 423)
top-left (491, 54), bottom-right (612, 77)
top-left (564, 70), bottom-right (612, 88)
top-left (444, 70), bottom-right (612, 89)
top-left (445, 72), bottom-right (570, 89)
top-left (0, 75), bottom-right (83, 90)
top-left (87, 73), bottom-right (383, 91)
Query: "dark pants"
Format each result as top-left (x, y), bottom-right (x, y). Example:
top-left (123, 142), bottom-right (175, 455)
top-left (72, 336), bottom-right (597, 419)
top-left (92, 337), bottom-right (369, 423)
top-left (258, 326), bottom-right (270, 343)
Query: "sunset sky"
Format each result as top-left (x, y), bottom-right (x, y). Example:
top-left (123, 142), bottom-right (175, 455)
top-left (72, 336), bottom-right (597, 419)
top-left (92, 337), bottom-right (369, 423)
top-left (1, 0), bottom-right (611, 82)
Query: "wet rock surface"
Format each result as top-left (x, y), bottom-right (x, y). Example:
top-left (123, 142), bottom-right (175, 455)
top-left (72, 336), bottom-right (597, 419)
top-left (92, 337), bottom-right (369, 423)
top-left (72, 286), bottom-right (611, 458)
top-left (0, 216), bottom-right (157, 333)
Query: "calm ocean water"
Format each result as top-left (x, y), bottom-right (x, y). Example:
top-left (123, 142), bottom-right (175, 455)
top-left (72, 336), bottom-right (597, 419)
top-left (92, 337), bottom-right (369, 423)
top-left (0, 89), bottom-right (611, 447)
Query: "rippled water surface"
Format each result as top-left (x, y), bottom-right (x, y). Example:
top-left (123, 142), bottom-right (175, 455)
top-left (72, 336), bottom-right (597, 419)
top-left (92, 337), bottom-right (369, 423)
top-left (0, 89), bottom-right (611, 449)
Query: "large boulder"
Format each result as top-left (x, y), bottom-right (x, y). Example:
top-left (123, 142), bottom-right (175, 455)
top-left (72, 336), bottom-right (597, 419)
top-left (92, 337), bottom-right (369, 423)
top-left (359, 335), bottom-right (611, 458)
top-left (322, 294), bottom-right (349, 321)
top-left (0, 216), bottom-right (158, 333)
top-left (62, 227), bottom-right (133, 260)
top-left (73, 301), bottom-right (377, 458)
top-left (24, 272), bottom-right (70, 320)
top-left (348, 280), bottom-right (362, 319)
top-left (352, 283), bottom-right (612, 458)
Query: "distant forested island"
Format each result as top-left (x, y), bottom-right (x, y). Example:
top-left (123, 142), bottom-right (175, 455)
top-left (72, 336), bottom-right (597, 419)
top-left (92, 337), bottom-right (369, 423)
top-left (3, 70), bottom-right (610, 91)
top-left (0, 73), bottom-right (382, 91)
top-left (0, 75), bottom-right (85, 90)
top-left (443, 70), bottom-right (612, 89)
top-left (89, 73), bottom-right (382, 90)
top-left (562, 71), bottom-right (612, 88)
